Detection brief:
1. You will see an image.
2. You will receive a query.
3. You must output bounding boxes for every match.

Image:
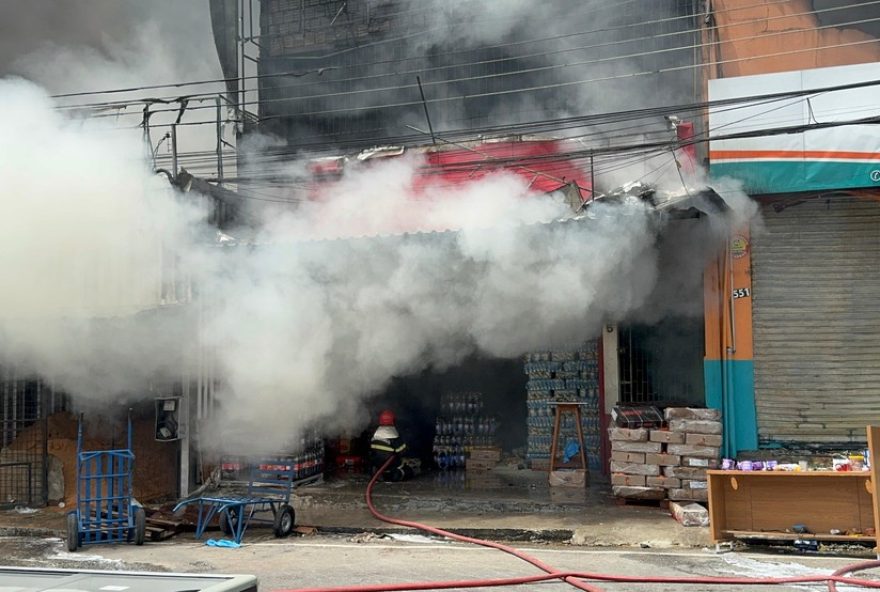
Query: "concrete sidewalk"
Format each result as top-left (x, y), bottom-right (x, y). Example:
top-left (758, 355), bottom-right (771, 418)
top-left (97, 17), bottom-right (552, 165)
top-left (293, 469), bottom-right (711, 548)
top-left (0, 468), bottom-right (712, 548)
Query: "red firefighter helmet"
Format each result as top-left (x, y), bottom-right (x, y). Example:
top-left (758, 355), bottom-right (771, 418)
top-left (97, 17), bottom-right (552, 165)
top-left (378, 409), bottom-right (396, 426)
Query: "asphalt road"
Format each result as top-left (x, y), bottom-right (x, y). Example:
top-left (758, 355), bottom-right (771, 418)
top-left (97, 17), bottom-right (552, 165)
top-left (0, 533), bottom-right (877, 592)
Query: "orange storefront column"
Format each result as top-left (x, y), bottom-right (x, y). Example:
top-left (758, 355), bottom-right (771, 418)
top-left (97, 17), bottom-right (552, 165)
top-left (704, 228), bottom-right (757, 457)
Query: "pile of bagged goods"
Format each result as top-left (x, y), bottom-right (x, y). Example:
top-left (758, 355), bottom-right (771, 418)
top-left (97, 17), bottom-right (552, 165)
top-left (610, 406), bottom-right (721, 504)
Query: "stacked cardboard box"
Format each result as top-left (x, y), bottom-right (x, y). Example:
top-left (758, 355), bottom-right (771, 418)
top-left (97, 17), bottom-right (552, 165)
top-left (466, 446), bottom-right (502, 471)
top-left (662, 408), bottom-right (722, 502)
top-left (609, 427), bottom-right (666, 500)
top-left (609, 407), bottom-right (721, 502)
top-left (466, 446), bottom-right (503, 488)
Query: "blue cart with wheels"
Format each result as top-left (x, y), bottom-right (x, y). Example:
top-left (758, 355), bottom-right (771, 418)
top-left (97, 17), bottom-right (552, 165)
top-left (65, 413), bottom-right (146, 552)
top-left (173, 455), bottom-right (297, 544)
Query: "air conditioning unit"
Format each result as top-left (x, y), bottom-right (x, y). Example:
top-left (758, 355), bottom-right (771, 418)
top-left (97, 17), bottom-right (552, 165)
top-left (0, 567), bottom-right (258, 592)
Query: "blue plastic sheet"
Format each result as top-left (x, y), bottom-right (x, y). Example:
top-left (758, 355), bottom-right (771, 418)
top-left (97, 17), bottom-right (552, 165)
top-left (206, 538), bottom-right (241, 548)
top-left (563, 440), bottom-right (580, 463)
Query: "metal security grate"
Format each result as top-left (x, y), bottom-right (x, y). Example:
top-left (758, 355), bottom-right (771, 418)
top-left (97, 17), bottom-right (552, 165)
top-left (618, 318), bottom-right (705, 407)
top-left (0, 371), bottom-right (48, 508)
top-left (618, 326), bottom-right (655, 403)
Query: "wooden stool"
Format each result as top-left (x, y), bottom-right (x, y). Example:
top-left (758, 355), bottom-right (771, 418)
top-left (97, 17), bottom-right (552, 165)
top-left (549, 403), bottom-right (589, 485)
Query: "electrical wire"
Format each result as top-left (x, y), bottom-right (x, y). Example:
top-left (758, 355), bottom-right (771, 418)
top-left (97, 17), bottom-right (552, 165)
top-left (176, 80), bottom-right (879, 167)
top-left (107, 61), bottom-right (843, 149)
top-left (60, 33), bottom-right (871, 169)
top-left (168, 87), bottom-right (874, 182)
top-left (254, 0), bottom-right (644, 57)
top-left (44, 0), bottom-right (748, 100)
top-left (213, 111), bottom-right (880, 187)
top-left (169, 5), bottom-right (880, 111)
top-left (258, 37), bottom-right (880, 119)
top-left (49, 0), bottom-right (842, 105)
top-left (257, 24), bottom-right (880, 108)
top-left (57, 8), bottom-right (878, 184)
top-left (70, 7), bottom-right (880, 118)
top-left (164, 101), bottom-right (872, 204)
top-left (47, 4), bottom-right (705, 111)
top-left (249, 0), bottom-right (787, 91)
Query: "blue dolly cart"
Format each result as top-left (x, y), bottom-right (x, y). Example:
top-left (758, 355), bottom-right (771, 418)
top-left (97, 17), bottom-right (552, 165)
top-left (173, 455), bottom-right (296, 544)
top-left (66, 414), bottom-right (146, 552)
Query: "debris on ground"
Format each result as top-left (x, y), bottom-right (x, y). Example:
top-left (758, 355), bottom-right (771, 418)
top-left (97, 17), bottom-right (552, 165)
top-left (349, 532), bottom-right (389, 544)
top-left (387, 533), bottom-right (439, 544)
top-left (669, 501), bottom-right (709, 527)
top-left (143, 513), bottom-right (184, 542)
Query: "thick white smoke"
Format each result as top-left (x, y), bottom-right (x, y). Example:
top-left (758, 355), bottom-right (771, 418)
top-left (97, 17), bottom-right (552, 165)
top-left (0, 78), bottom-right (679, 451)
top-left (196, 153), bottom-right (665, 449)
top-left (0, 0), bottom-right (760, 452)
top-left (0, 79), bottom-right (204, 399)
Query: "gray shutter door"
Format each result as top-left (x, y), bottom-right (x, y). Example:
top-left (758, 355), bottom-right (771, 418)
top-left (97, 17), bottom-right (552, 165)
top-left (752, 197), bottom-right (880, 445)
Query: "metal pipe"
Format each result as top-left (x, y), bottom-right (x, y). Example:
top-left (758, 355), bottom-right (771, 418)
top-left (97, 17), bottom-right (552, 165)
top-left (2, 369), bottom-right (8, 447)
top-left (416, 76), bottom-right (437, 145)
top-left (180, 371), bottom-right (190, 497)
top-left (589, 152), bottom-right (595, 199)
top-left (40, 380), bottom-right (48, 506)
top-left (11, 369), bottom-right (17, 443)
top-left (208, 351), bottom-right (215, 419)
top-left (240, 0), bottom-right (246, 113)
top-left (330, 2), bottom-right (347, 26)
top-left (171, 124), bottom-right (179, 179)
top-left (727, 232), bottom-right (737, 354)
top-left (215, 97), bottom-right (224, 184)
top-left (142, 105), bottom-right (153, 165)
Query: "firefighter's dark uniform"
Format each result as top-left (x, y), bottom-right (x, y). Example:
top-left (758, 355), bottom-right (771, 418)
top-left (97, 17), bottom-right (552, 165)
top-left (370, 426), bottom-right (411, 482)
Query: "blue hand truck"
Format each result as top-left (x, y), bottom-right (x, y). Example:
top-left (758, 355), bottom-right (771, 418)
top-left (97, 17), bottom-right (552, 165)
top-left (65, 413), bottom-right (146, 552)
top-left (173, 455), bottom-right (297, 544)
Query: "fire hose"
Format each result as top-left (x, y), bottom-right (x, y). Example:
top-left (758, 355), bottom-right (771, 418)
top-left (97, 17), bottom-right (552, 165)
top-left (277, 456), bottom-right (880, 592)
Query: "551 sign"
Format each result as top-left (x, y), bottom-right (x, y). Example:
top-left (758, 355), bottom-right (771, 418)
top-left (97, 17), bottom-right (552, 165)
top-left (732, 288), bottom-right (751, 299)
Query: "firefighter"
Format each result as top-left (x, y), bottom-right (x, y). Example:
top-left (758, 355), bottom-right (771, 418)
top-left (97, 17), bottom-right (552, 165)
top-left (370, 409), bottom-right (412, 482)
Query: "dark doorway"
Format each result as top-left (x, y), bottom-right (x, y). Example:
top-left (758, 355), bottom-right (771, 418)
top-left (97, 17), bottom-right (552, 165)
top-left (374, 356), bottom-right (528, 464)
top-left (618, 316), bottom-right (705, 407)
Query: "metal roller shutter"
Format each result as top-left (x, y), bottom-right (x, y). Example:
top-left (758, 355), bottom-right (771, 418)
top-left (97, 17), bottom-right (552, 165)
top-left (752, 197), bottom-right (880, 445)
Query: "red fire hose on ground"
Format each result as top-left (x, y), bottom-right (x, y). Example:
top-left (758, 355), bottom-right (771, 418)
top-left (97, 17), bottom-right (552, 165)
top-left (277, 457), bottom-right (880, 592)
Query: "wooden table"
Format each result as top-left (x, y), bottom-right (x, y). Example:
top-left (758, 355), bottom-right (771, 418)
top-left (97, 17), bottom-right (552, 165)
top-left (707, 426), bottom-right (880, 554)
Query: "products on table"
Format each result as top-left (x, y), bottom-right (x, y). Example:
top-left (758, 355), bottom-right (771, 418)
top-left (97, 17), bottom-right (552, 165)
top-left (722, 454), bottom-right (869, 472)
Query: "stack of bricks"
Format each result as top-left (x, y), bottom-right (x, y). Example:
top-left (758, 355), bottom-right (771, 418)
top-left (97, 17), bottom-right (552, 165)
top-left (609, 408), bottom-right (722, 502)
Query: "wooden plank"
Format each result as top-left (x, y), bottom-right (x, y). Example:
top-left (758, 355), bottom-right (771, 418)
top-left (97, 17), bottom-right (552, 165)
top-left (707, 471), bottom-right (871, 478)
top-left (145, 517), bottom-right (182, 529)
top-left (145, 526), bottom-right (175, 542)
top-left (708, 472), bottom-right (726, 542)
top-left (867, 425), bottom-right (880, 555)
top-left (723, 530), bottom-right (875, 543)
